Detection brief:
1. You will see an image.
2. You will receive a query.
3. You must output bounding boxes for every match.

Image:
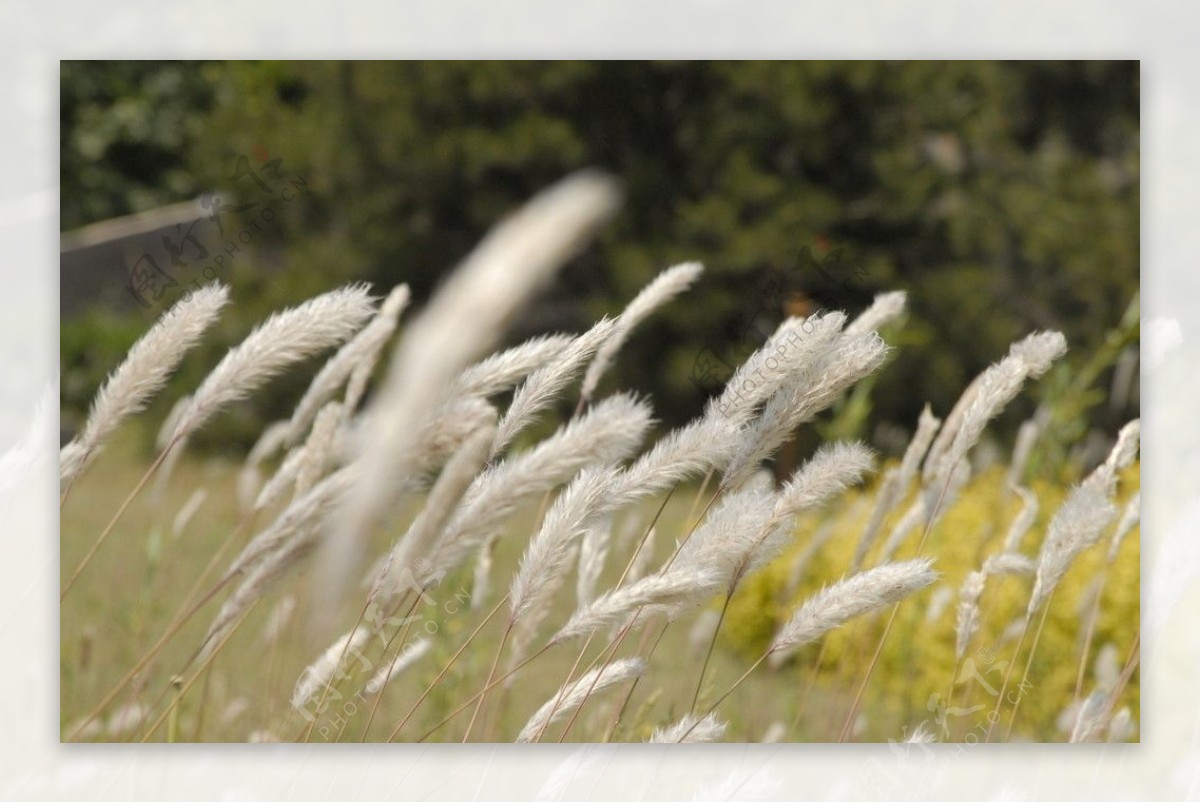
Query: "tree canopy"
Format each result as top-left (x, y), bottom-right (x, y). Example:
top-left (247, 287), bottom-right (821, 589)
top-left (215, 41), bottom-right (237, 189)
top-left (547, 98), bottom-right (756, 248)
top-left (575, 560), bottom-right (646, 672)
top-left (60, 60), bottom-right (1139, 454)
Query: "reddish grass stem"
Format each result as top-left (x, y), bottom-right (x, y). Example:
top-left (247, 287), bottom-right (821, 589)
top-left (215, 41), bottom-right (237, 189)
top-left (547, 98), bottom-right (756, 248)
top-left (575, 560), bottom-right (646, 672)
top-left (461, 621), bottom-right (513, 741)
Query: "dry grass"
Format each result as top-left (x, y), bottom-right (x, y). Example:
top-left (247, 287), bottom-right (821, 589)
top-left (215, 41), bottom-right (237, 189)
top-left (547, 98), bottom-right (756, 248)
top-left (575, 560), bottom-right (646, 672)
top-left (61, 427), bottom-right (1139, 743)
top-left (61, 430), bottom-right (823, 742)
top-left (59, 176), bottom-right (1139, 744)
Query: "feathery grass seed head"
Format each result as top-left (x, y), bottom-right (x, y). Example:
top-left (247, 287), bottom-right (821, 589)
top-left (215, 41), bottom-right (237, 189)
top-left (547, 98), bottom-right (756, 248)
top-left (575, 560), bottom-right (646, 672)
top-left (770, 558), bottom-right (937, 661)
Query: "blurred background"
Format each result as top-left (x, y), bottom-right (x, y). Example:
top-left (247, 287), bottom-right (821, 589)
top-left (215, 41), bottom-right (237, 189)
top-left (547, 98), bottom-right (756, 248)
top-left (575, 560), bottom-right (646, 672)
top-left (59, 60), bottom-right (1139, 474)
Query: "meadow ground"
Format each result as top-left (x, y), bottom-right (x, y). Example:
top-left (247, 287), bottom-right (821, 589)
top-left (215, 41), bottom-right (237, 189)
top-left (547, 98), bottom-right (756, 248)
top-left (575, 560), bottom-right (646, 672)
top-left (60, 425), bottom-right (1139, 743)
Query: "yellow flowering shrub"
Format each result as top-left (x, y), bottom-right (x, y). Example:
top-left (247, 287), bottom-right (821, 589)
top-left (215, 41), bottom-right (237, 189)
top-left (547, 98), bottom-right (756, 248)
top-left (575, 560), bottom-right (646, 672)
top-left (722, 461), bottom-right (1140, 741)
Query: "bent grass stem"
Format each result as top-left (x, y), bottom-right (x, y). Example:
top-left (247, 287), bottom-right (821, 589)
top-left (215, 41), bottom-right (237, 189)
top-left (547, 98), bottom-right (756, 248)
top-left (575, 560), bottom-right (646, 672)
top-left (367, 594), bottom-right (507, 742)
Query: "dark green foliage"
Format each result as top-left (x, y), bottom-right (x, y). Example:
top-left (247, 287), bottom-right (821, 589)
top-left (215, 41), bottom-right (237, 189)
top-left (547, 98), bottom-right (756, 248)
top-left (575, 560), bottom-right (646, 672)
top-left (60, 61), bottom-right (1139, 454)
top-left (60, 61), bottom-right (215, 230)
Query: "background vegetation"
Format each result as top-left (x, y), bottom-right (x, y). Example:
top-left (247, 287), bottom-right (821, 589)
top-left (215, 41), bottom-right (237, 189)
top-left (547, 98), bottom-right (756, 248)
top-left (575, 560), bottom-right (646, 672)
top-left (58, 62), bottom-right (1140, 742)
top-left (60, 61), bottom-right (1139, 462)
top-left (59, 432), bottom-right (1140, 743)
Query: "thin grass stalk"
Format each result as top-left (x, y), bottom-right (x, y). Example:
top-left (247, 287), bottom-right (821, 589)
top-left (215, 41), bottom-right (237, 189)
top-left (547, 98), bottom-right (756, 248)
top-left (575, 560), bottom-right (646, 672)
top-left (521, 658), bottom-right (644, 743)
top-left (1072, 490), bottom-right (1138, 709)
top-left (690, 593), bottom-right (732, 713)
top-left (555, 633), bottom-right (632, 742)
top-left (335, 639), bottom-right (432, 742)
top-left (136, 601), bottom-right (257, 742)
top-left (556, 574), bottom-right (734, 741)
top-left (311, 586), bottom-right (420, 742)
top-left (1095, 630), bottom-right (1140, 732)
top-left (165, 681), bottom-right (182, 743)
top-left (142, 486), bottom-right (280, 681)
top-left (685, 469), bottom-right (715, 527)
top-left (528, 490), bottom-right (676, 742)
top-left (106, 507), bottom-right (265, 723)
top-left (462, 622), bottom-right (514, 741)
top-left (378, 594), bottom-right (510, 741)
top-left (533, 632), bottom-right (599, 743)
top-left (489, 486), bottom-right (563, 715)
top-left (836, 603), bottom-right (899, 742)
top-left (951, 656), bottom-right (989, 742)
top-left (602, 620), bottom-right (665, 741)
top-left (68, 530), bottom-right (225, 740)
top-left (65, 540), bottom-right (248, 745)
top-left (835, 462), bottom-right (957, 741)
top-left (546, 598), bottom-right (671, 743)
top-left (552, 482), bottom-right (725, 740)
top-left (555, 610), bottom-right (669, 744)
top-left (790, 640), bottom-right (830, 737)
top-left (261, 596), bottom-right (295, 727)
top-left (523, 491), bottom-right (674, 742)
top-left (942, 652), bottom-right (965, 733)
top-left (619, 491), bottom-right (675, 586)
top-left (677, 652), bottom-right (771, 742)
top-left (983, 608), bottom-right (1036, 743)
top-left (1002, 598), bottom-right (1053, 740)
top-left (356, 593), bottom-right (437, 739)
top-left (299, 599), bottom-right (374, 743)
top-left (192, 666), bottom-right (213, 740)
top-left (62, 434), bottom-right (178, 600)
top-left (546, 491), bottom-right (714, 741)
top-left (408, 644), bottom-right (555, 743)
top-left (821, 621), bottom-right (873, 736)
top-left (1074, 568), bottom-right (1108, 705)
top-left (170, 511), bottom-right (261, 632)
top-left (688, 446), bottom-right (875, 708)
top-left (293, 588), bottom-right (412, 742)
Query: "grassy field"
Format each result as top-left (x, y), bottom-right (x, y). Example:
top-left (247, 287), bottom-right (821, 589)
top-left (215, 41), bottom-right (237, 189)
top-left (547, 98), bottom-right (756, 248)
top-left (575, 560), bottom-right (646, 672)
top-left (61, 423), bottom-right (1139, 743)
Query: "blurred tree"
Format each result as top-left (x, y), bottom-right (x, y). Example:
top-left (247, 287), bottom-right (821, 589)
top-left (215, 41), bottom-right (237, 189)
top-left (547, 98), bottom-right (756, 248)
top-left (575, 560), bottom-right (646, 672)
top-left (60, 61), bottom-right (214, 229)
top-left (60, 61), bottom-right (1139, 455)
